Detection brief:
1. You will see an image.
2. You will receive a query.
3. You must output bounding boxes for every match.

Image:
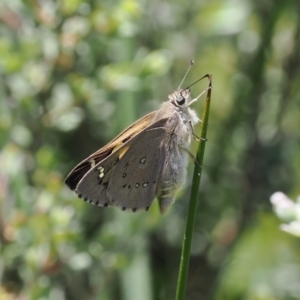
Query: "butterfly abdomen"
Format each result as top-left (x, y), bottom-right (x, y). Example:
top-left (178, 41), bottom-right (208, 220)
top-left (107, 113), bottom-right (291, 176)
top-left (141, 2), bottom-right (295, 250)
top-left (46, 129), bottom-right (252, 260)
top-left (157, 134), bottom-right (189, 214)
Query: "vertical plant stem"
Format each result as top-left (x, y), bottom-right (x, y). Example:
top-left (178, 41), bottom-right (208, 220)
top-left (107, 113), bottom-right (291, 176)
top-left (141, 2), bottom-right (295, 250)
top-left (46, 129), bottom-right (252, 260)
top-left (175, 75), bottom-right (212, 300)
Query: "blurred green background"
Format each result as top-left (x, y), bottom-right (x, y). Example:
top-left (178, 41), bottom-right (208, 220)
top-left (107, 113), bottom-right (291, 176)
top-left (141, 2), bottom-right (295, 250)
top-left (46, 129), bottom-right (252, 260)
top-left (1, 0), bottom-right (300, 299)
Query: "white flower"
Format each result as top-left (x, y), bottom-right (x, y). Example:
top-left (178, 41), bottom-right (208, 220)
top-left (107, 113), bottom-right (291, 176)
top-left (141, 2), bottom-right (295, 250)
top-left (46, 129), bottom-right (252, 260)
top-left (270, 192), bottom-right (297, 221)
top-left (280, 222), bottom-right (300, 237)
top-left (270, 192), bottom-right (300, 238)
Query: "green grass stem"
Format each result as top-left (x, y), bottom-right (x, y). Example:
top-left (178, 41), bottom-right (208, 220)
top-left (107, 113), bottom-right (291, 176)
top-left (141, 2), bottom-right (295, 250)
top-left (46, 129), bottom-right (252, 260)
top-left (175, 75), bottom-right (212, 300)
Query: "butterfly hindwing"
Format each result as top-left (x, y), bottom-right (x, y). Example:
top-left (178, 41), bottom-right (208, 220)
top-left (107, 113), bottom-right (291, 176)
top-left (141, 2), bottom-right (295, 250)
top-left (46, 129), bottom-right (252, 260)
top-left (107, 126), bottom-right (168, 212)
top-left (75, 118), bottom-right (169, 210)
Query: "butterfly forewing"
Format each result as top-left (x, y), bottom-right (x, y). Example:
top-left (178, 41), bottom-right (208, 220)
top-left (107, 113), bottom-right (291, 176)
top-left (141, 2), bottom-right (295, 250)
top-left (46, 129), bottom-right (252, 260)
top-left (74, 151), bottom-right (121, 207)
top-left (75, 118), bottom-right (169, 210)
top-left (65, 112), bottom-right (156, 191)
top-left (65, 148), bottom-right (113, 190)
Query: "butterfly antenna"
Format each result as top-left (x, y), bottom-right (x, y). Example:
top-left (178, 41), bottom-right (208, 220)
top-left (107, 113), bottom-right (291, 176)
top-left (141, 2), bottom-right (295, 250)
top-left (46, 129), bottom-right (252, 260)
top-left (185, 73), bottom-right (210, 90)
top-left (177, 60), bottom-right (194, 90)
top-left (188, 74), bottom-right (212, 106)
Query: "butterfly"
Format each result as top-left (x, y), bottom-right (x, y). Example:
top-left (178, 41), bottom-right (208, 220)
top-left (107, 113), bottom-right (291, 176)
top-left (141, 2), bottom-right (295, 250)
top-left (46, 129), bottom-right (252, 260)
top-left (65, 65), bottom-right (211, 214)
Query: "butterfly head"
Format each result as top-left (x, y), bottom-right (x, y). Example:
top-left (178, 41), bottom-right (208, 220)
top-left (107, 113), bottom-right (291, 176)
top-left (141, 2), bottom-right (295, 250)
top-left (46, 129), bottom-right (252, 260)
top-left (168, 88), bottom-right (191, 109)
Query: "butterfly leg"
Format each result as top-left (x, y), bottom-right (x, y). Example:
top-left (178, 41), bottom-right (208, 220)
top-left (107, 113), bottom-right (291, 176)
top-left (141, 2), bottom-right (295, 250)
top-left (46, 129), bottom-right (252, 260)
top-left (189, 121), bottom-right (207, 142)
top-left (180, 146), bottom-right (201, 168)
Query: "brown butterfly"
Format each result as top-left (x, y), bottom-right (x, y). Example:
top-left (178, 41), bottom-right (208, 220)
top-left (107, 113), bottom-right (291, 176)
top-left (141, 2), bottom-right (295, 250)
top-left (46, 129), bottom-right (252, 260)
top-left (65, 65), bottom-right (211, 214)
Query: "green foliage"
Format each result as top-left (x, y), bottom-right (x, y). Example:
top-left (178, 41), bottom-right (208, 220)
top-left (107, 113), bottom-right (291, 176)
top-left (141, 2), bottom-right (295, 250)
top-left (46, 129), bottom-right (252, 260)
top-left (1, 0), bottom-right (300, 299)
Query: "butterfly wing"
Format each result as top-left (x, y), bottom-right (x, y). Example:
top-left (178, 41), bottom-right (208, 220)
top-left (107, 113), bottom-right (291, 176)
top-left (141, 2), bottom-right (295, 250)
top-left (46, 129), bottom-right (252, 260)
top-left (65, 112), bottom-right (156, 190)
top-left (74, 118), bottom-right (169, 209)
top-left (107, 125), bottom-right (168, 212)
top-left (74, 149), bottom-right (119, 207)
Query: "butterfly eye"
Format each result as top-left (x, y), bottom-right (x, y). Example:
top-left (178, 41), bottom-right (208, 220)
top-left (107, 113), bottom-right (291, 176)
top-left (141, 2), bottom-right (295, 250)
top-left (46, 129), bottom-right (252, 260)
top-left (176, 95), bottom-right (185, 105)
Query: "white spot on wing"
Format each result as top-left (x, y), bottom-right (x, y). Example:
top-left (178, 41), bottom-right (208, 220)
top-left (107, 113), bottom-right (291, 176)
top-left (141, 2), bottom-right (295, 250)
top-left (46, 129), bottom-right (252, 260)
top-left (98, 165), bottom-right (105, 178)
top-left (140, 157), bottom-right (146, 164)
top-left (90, 159), bottom-right (96, 167)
